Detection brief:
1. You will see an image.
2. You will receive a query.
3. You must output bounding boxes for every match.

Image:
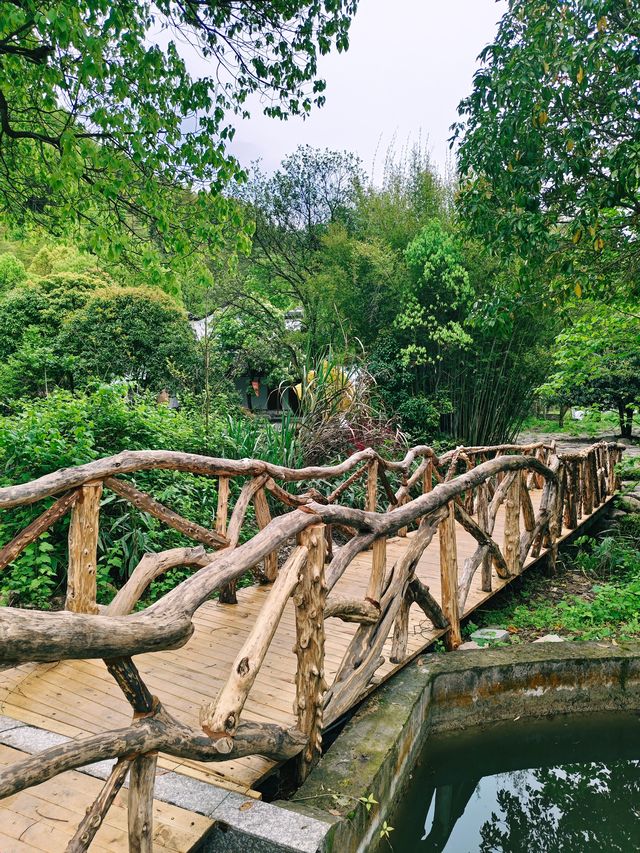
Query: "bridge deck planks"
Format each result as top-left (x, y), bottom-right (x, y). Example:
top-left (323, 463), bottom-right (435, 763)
top-left (0, 492), bottom-right (607, 848)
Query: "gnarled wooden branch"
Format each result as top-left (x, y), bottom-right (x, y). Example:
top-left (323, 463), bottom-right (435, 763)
top-left (66, 756), bottom-right (134, 853)
top-left (106, 547), bottom-right (211, 617)
top-left (0, 490), bottom-right (78, 571)
top-left (105, 477), bottom-right (228, 549)
top-left (200, 546), bottom-right (308, 739)
top-left (0, 705), bottom-right (307, 800)
top-left (323, 596), bottom-right (379, 624)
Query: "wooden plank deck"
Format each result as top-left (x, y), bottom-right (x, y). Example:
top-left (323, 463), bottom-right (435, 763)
top-left (0, 492), bottom-right (609, 849)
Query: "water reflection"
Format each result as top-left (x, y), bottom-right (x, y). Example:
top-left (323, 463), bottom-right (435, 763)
top-left (386, 713), bottom-right (640, 852)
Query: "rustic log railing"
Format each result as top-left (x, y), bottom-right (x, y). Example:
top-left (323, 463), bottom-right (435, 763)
top-left (0, 439), bottom-right (623, 850)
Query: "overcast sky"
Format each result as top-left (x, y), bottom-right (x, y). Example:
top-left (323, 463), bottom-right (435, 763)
top-left (227, 0), bottom-right (506, 181)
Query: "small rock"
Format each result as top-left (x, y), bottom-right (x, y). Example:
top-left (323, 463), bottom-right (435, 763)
top-left (533, 634), bottom-right (565, 643)
top-left (457, 641), bottom-right (481, 650)
top-left (470, 627), bottom-right (510, 645)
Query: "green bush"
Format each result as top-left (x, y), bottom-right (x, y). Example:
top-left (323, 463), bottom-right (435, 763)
top-left (0, 385), bottom-right (226, 608)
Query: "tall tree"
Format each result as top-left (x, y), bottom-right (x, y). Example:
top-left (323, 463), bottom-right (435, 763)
top-left (0, 1), bottom-right (358, 268)
top-left (453, 0), bottom-right (640, 296)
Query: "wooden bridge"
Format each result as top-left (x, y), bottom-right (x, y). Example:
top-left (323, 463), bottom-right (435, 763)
top-left (0, 439), bottom-right (623, 851)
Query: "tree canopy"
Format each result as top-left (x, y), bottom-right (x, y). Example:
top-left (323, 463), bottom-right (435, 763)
top-left (0, 1), bottom-right (358, 268)
top-left (454, 0), bottom-right (640, 295)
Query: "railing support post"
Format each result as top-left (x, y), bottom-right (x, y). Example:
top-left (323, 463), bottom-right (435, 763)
top-left (503, 473), bottom-right (521, 575)
top-left (128, 752), bottom-right (157, 853)
top-left (439, 502), bottom-right (461, 649)
top-left (294, 523), bottom-right (327, 784)
top-left (253, 488), bottom-right (278, 582)
top-left (66, 482), bottom-right (102, 614)
top-left (477, 482), bottom-right (492, 592)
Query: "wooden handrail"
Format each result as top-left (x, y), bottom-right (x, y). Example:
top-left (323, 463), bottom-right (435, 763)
top-left (0, 438), bottom-right (625, 847)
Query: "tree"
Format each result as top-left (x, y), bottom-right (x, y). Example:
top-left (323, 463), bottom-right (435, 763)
top-left (58, 286), bottom-right (200, 391)
top-left (454, 0), bottom-right (640, 293)
top-left (0, 252), bottom-right (26, 292)
top-left (0, 2), bottom-right (358, 268)
top-left (541, 304), bottom-right (640, 437)
top-left (243, 146), bottom-right (364, 354)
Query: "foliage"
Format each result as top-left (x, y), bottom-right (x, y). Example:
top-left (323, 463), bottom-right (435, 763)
top-left (0, 1), bottom-right (358, 271)
top-left (476, 527), bottom-right (640, 642)
top-left (0, 384), bottom-right (225, 608)
top-left (58, 286), bottom-right (200, 392)
top-left (540, 304), bottom-right (640, 436)
top-left (454, 0), bottom-right (640, 295)
top-left (0, 252), bottom-right (26, 292)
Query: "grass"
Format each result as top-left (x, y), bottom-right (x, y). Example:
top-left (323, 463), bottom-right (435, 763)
top-left (469, 516), bottom-right (640, 643)
top-left (520, 409), bottom-right (622, 438)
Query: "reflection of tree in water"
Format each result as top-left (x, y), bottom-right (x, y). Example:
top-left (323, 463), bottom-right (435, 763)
top-left (479, 761), bottom-right (640, 853)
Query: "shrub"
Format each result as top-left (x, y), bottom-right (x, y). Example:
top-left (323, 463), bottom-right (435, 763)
top-left (58, 286), bottom-right (199, 392)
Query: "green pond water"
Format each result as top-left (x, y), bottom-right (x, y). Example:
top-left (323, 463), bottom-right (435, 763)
top-left (383, 712), bottom-right (640, 853)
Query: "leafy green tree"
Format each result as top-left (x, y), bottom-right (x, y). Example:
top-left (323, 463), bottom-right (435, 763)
top-left (244, 146), bottom-right (364, 354)
top-left (396, 220), bottom-right (473, 373)
top-left (0, 271), bottom-right (105, 361)
top-left (0, 252), bottom-right (26, 292)
top-left (0, 1), bottom-right (358, 267)
top-left (454, 0), bottom-right (640, 292)
top-left (541, 304), bottom-right (640, 437)
top-left (58, 286), bottom-right (200, 391)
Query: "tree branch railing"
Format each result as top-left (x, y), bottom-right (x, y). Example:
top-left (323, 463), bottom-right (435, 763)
top-left (0, 439), bottom-right (623, 849)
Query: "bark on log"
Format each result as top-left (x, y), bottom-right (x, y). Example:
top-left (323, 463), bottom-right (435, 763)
top-left (66, 482), bottom-right (102, 614)
top-left (439, 502), bottom-right (462, 649)
top-left (253, 488), bottom-right (278, 582)
top-left (65, 756), bottom-right (134, 852)
top-left (390, 591), bottom-right (410, 664)
top-left (477, 482), bottom-right (492, 592)
top-left (326, 509), bottom-right (447, 716)
top-left (215, 476), bottom-right (230, 535)
top-left (200, 547), bottom-right (307, 739)
top-left (0, 490), bottom-right (78, 572)
top-left (106, 547), bottom-right (210, 616)
top-left (0, 707), bottom-right (307, 799)
top-left (105, 477), bottom-right (228, 549)
top-left (294, 524), bottom-right (327, 783)
top-left (503, 474), bottom-right (521, 575)
top-left (0, 608), bottom-right (193, 664)
top-left (220, 475), bottom-right (268, 603)
top-left (407, 577), bottom-right (448, 629)
top-left (128, 752), bottom-right (157, 853)
top-left (323, 596), bottom-right (379, 624)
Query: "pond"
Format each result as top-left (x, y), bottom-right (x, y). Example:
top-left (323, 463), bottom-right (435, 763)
top-left (382, 712), bottom-right (640, 853)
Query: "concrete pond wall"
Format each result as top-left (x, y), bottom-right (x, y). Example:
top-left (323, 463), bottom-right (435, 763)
top-left (199, 641), bottom-right (640, 852)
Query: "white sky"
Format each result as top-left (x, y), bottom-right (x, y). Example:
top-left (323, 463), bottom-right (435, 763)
top-left (227, 0), bottom-right (507, 180)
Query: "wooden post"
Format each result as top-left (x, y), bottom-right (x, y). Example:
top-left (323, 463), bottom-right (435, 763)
top-left (503, 473), bottom-right (521, 575)
top-left (66, 482), bottom-right (102, 614)
top-left (439, 502), bottom-right (461, 649)
top-left (477, 482), bottom-right (492, 592)
top-left (253, 488), bottom-right (278, 582)
top-left (294, 523), bottom-right (327, 784)
top-left (366, 536), bottom-right (387, 606)
top-left (215, 476), bottom-right (229, 536)
top-left (365, 459), bottom-right (378, 513)
top-left (582, 455), bottom-right (593, 516)
top-left (217, 476), bottom-right (237, 604)
top-left (128, 752), bottom-right (157, 853)
top-left (398, 473), bottom-right (409, 537)
top-left (422, 458), bottom-right (433, 494)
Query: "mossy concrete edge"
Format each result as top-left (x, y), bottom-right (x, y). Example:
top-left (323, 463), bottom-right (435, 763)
top-left (283, 641), bottom-right (640, 853)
